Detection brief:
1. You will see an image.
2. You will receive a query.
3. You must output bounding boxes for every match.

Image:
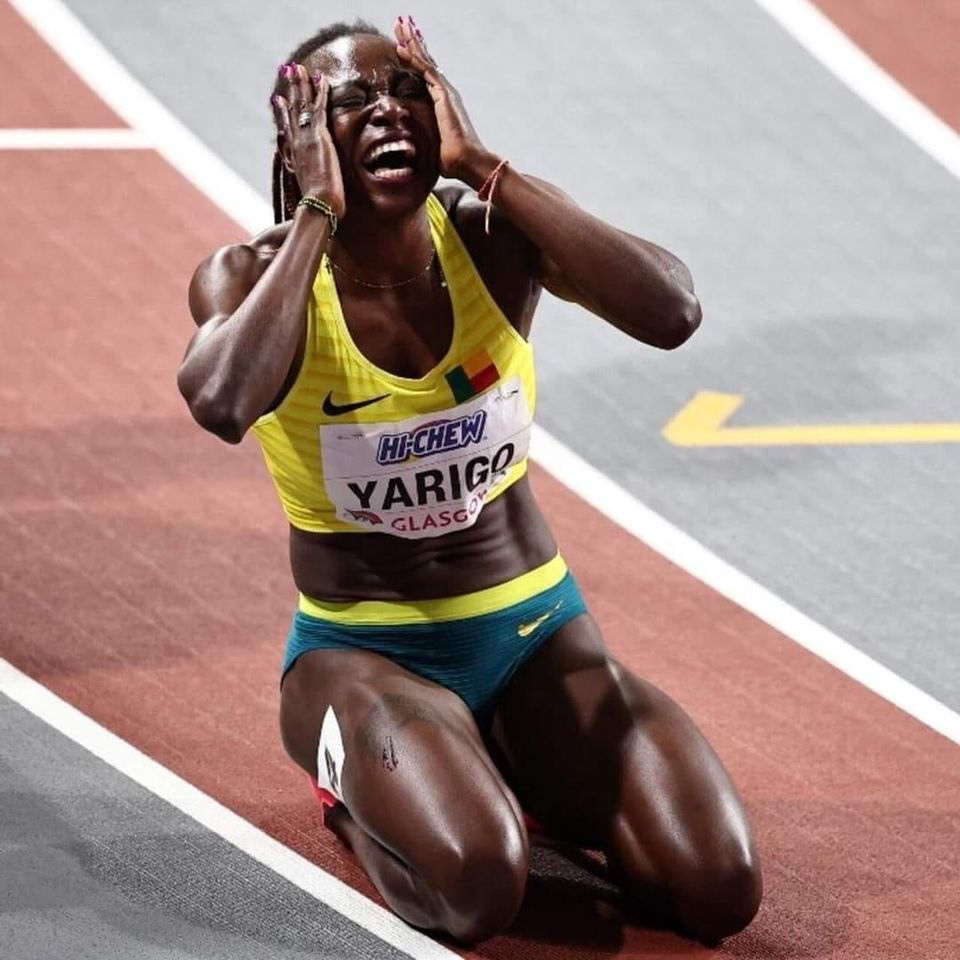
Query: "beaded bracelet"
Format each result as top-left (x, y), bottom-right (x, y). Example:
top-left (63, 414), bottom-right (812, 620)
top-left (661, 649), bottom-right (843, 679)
top-left (297, 195), bottom-right (338, 235)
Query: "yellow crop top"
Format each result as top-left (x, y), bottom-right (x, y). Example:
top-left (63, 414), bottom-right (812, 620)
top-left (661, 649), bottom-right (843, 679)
top-left (252, 193), bottom-right (536, 539)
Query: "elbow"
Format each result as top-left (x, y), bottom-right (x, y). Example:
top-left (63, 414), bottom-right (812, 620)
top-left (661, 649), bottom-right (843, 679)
top-left (653, 289), bottom-right (702, 350)
top-left (205, 413), bottom-right (246, 445)
top-left (191, 396), bottom-right (247, 444)
top-left (177, 367), bottom-right (246, 445)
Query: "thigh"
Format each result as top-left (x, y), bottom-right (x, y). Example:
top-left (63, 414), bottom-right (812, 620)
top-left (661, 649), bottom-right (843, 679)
top-left (490, 614), bottom-right (761, 939)
top-left (281, 647), bottom-right (526, 875)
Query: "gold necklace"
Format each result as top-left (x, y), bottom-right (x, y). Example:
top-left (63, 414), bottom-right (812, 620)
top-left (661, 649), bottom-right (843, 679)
top-left (326, 249), bottom-right (445, 289)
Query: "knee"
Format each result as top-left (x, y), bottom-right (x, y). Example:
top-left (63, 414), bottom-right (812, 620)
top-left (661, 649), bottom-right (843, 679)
top-left (617, 840), bottom-right (762, 944)
top-left (671, 852), bottom-right (763, 944)
top-left (431, 817), bottom-right (529, 943)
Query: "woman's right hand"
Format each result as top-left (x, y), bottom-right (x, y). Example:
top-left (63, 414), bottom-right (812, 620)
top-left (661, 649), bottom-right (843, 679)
top-left (273, 64), bottom-right (346, 218)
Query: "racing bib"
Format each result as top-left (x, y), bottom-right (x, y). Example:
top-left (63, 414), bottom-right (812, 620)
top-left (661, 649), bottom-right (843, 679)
top-left (320, 377), bottom-right (531, 539)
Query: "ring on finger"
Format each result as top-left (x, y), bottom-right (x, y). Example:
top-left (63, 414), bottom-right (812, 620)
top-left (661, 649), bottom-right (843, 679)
top-left (297, 110), bottom-right (313, 127)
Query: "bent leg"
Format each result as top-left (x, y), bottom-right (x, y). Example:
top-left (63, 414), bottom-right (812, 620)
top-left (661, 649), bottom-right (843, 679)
top-left (281, 648), bottom-right (528, 943)
top-left (491, 615), bottom-right (761, 944)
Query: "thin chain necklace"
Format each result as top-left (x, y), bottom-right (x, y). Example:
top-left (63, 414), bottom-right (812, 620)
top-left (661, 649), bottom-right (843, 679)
top-left (326, 249), bottom-right (446, 289)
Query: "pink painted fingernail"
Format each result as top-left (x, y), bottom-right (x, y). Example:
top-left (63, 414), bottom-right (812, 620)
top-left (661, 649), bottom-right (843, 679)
top-left (416, 29), bottom-right (423, 39)
top-left (397, 15), bottom-right (404, 23)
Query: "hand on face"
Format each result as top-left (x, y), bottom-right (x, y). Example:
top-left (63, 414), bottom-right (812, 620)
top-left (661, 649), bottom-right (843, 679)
top-left (272, 64), bottom-right (347, 217)
top-left (393, 15), bottom-right (492, 184)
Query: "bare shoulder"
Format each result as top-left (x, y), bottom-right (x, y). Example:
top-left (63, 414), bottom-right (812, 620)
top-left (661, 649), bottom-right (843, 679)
top-left (433, 185), bottom-right (541, 336)
top-left (188, 222), bottom-right (291, 328)
top-left (434, 184), bottom-right (533, 262)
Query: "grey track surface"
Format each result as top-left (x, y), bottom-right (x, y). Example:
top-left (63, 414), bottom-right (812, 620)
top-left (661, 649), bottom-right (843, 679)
top-left (61, 0), bottom-right (960, 709)
top-left (0, 694), bottom-right (408, 960)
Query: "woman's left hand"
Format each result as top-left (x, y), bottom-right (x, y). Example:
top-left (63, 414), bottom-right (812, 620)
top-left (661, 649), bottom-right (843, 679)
top-left (394, 16), bottom-right (497, 186)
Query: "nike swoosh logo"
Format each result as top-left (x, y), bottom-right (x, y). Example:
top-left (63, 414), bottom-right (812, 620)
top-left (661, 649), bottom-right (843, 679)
top-left (322, 391), bottom-right (390, 416)
top-left (517, 601), bottom-right (563, 638)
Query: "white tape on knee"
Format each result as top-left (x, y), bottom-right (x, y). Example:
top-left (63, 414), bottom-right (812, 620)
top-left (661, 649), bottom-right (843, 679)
top-left (316, 705), bottom-right (346, 803)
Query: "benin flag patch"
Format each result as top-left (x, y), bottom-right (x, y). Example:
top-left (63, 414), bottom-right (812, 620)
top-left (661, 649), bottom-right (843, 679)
top-left (445, 348), bottom-right (500, 402)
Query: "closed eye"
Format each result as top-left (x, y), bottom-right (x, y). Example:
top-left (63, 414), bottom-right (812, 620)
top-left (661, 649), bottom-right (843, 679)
top-left (330, 73), bottom-right (427, 110)
top-left (331, 84), bottom-right (368, 110)
top-left (395, 74), bottom-right (427, 98)
top-left (332, 96), bottom-right (366, 110)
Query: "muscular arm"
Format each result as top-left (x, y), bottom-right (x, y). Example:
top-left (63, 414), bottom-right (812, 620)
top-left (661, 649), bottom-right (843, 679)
top-left (177, 208), bottom-right (332, 443)
top-left (179, 65), bottom-right (344, 443)
top-left (471, 162), bottom-right (701, 349)
top-left (391, 24), bottom-right (700, 350)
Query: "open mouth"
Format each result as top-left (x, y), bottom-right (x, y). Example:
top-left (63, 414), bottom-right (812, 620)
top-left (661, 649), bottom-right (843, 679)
top-left (362, 138), bottom-right (418, 182)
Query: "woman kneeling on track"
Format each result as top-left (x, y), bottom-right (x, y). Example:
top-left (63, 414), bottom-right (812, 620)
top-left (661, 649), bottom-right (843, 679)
top-left (178, 15), bottom-right (761, 945)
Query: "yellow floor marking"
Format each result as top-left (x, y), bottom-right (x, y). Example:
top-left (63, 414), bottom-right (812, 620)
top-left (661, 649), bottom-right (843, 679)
top-left (663, 391), bottom-right (960, 447)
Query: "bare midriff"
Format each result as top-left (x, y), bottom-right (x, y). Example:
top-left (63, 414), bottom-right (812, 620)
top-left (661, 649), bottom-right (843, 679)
top-left (289, 477), bottom-right (558, 601)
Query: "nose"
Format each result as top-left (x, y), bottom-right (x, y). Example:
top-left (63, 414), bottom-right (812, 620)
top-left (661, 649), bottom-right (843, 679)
top-left (370, 91), bottom-right (410, 125)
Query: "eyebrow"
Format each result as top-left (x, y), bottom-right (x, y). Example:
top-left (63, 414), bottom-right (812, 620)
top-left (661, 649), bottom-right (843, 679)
top-left (330, 68), bottom-right (419, 91)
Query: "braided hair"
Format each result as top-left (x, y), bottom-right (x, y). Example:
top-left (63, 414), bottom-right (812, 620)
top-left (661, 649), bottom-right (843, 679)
top-left (270, 20), bottom-right (387, 224)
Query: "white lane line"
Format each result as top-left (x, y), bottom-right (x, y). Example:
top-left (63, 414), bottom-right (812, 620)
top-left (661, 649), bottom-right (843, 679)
top-left (0, 659), bottom-right (457, 960)
top-left (531, 429), bottom-right (960, 747)
top-left (9, 6), bottom-right (459, 959)
top-left (753, 0), bottom-right (960, 181)
top-left (8, 0), bottom-right (267, 228)
top-left (8, 4), bottom-right (958, 956)
top-left (0, 127), bottom-right (150, 149)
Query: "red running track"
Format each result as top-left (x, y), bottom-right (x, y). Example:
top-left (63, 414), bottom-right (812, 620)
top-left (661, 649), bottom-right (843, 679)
top-left (813, 0), bottom-right (960, 131)
top-left (1, 2), bottom-right (958, 958)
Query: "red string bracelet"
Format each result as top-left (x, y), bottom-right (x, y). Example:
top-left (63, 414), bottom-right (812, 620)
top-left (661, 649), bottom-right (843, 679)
top-left (477, 158), bottom-right (509, 235)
